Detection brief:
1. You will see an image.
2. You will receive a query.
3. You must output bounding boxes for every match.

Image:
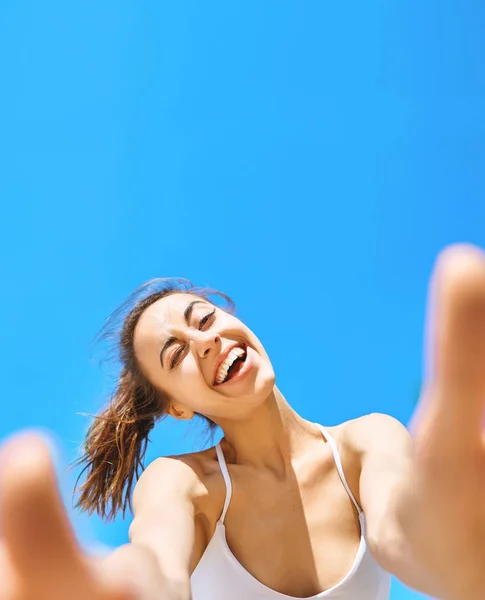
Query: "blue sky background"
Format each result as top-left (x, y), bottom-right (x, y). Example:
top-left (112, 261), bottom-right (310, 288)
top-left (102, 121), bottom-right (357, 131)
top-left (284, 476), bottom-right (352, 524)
top-left (1, 2), bottom-right (484, 598)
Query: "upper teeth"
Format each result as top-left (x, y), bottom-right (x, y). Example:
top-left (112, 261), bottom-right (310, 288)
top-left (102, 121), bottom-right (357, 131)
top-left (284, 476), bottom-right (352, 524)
top-left (215, 347), bottom-right (245, 384)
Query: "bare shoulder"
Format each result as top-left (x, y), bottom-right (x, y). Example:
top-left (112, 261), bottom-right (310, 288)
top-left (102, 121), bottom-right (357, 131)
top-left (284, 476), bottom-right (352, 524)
top-left (129, 447), bottom-right (225, 585)
top-left (325, 413), bottom-right (409, 449)
top-left (325, 414), bottom-right (413, 491)
top-left (321, 414), bottom-right (412, 509)
top-left (342, 413), bottom-right (411, 454)
top-left (133, 446), bottom-right (224, 517)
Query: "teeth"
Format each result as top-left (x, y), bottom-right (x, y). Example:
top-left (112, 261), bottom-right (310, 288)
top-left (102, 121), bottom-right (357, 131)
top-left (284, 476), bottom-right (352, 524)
top-left (215, 347), bottom-right (245, 384)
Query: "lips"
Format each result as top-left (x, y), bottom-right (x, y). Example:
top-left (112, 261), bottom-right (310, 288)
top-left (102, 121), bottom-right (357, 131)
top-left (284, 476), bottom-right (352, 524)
top-left (213, 342), bottom-right (247, 386)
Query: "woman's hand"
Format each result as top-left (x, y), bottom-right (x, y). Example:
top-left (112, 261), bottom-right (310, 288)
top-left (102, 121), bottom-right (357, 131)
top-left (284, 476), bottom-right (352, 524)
top-left (0, 434), bottom-right (145, 600)
top-left (405, 244), bottom-right (485, 599)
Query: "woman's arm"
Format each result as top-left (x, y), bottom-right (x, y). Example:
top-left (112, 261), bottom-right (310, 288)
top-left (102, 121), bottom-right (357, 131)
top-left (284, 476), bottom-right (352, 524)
top-left (128, 456), bottom-right (205, 600)
top-left (353, 244), bottom-right (485, 600)
top-left (0, 434), bottom-right (197, 600)
top-left (350, 413), bottom-right (441, 596)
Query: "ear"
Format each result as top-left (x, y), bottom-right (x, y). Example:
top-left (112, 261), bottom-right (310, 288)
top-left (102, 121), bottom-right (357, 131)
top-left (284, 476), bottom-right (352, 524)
top-left (168, 404), bottom-right (194, 421)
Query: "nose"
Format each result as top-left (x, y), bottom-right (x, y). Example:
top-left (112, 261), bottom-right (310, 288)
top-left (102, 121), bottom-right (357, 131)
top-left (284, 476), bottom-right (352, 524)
top-left (192, 331), bottom-right (221, 358)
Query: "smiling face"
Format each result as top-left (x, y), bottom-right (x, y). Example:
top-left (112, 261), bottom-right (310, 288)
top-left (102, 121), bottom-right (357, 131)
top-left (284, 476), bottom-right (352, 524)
top-left (133, 293), bottom-right (276, 422)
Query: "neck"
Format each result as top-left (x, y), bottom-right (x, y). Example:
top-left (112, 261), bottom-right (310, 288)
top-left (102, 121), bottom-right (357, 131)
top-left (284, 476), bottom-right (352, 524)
top-left (216, 387), bottom-right (319, 473)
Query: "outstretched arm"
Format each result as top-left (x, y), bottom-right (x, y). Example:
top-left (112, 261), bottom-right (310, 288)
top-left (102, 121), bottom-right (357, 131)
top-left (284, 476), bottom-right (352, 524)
top-left (355, 244), bottom-right (485, 600)
top-left (128, 456), bottom-right (205, 600)
top-left (353, 413), bottom-right (440, 595)
top-left (0, 434), bottom-right (191, 600)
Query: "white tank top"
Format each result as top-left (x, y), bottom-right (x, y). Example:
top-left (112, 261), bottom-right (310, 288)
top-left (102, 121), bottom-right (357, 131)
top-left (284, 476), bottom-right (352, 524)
top-left (190, 425), bottom-right (391, 600)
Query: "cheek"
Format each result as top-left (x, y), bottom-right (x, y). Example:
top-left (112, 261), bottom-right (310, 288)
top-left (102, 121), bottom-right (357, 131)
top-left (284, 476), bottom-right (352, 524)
top-left (172, 358), bottom-right (209, 395)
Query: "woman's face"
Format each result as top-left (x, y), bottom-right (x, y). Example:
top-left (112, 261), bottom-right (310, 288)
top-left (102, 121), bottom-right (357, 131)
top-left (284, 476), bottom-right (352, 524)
top-left (133, 293), bottom-right (275, 422)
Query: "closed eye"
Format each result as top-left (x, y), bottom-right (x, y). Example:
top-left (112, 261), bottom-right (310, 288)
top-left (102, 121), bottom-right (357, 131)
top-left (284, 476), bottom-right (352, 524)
top-left (169, 345), bottom-right (186, 370)
top-left (199, 309), bottom-right (216, 330)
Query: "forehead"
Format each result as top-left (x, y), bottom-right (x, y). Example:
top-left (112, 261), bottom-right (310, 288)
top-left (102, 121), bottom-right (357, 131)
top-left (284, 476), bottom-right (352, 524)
top-left (134, 293), bottom-right (208, 348)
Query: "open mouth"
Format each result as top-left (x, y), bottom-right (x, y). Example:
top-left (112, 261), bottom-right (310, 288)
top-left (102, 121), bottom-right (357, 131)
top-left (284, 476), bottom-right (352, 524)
top-left (214, 344), bottom-right (248, 386)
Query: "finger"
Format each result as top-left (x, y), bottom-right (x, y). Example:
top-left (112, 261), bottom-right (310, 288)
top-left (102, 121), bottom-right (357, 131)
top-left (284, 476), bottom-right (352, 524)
top-left (418, 244), bottom-right (485, 441)
top-left (0, 433), bottom-right (87, 583)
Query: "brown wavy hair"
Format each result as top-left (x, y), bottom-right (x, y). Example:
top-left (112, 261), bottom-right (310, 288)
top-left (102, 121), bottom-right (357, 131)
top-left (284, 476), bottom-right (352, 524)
top-left (73, 278), bottom-right (235, 521)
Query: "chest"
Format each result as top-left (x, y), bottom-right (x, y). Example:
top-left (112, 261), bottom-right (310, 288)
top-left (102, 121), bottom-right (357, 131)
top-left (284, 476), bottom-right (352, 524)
top-left (197, 451), bottom-right (362, 598)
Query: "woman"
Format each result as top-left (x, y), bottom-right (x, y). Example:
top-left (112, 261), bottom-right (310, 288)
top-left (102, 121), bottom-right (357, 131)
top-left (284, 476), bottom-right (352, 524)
top-left (1, 244), bottom-right (484, 600)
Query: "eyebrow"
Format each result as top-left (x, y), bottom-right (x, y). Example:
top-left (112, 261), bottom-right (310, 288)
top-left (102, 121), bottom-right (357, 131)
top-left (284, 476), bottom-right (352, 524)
top-left (159, 300), bottom-right (208, 368)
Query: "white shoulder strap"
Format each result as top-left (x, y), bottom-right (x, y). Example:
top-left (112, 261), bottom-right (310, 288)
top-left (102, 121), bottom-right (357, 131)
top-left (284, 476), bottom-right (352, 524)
top-left (319, 425), bottom-right (362, 514)
top-left (215, 443), bottom-right (233, 523)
